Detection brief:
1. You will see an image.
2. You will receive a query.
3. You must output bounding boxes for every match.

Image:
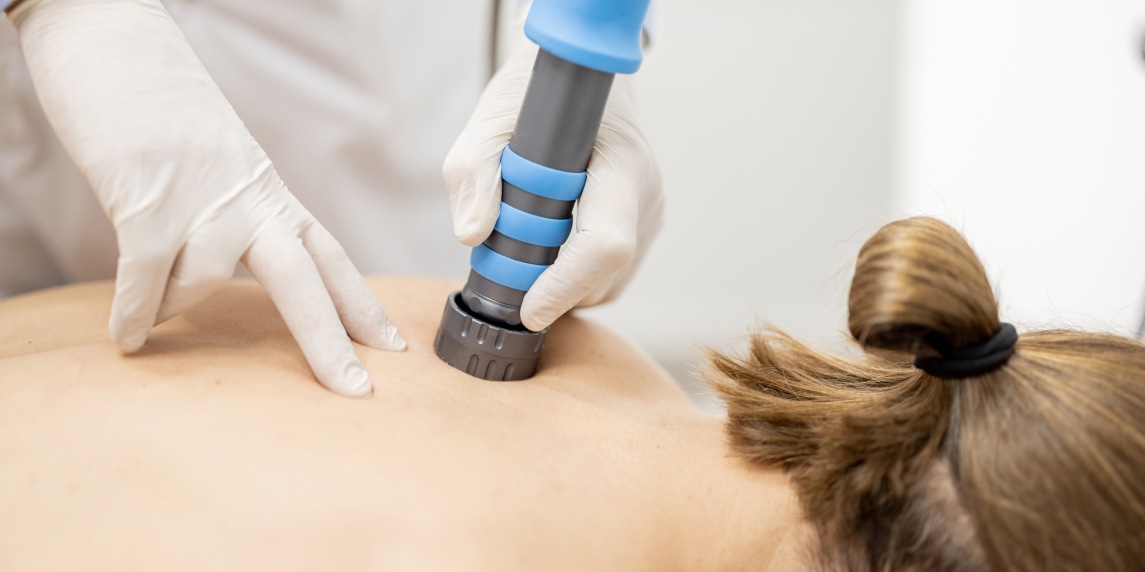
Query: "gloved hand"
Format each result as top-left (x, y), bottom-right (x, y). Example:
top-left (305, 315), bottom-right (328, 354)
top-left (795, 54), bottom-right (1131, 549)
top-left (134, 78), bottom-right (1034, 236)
top-left (442, 13), bottom-right (664, 333)
top-left (9, 0), bottom-right (404, 397)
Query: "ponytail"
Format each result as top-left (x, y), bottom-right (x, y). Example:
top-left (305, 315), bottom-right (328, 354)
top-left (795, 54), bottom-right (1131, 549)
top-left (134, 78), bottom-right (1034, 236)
top-left (708, 217), bottom-right (1145, 571)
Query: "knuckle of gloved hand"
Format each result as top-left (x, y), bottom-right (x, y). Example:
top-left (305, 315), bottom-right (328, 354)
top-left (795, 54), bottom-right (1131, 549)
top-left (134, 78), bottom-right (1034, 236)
top-left (198, 255), bottom-right (239, 284)
top-left (103, 123), bottom-right (208, 165)
top-left (170, 255), bottom-right (228, 285)
top-left (587, 228), bottom-right (636, 272)
top-left (643, 151), bottom-right (664, 188)
top-left (442, 144), bottom-right (481, 188)
top-left (642, 178), bottom-right (666, 222)
top-left (302, 229), bottom-right (350, 267)
top-left (119, 233), bottom-right (179, 268)
top-left (314, 242), bottom-right (351, 267)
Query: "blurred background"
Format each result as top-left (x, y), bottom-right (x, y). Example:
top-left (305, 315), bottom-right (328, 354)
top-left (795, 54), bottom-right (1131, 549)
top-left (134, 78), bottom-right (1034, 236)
top-left (581, 0), bottom-right (1145, 409)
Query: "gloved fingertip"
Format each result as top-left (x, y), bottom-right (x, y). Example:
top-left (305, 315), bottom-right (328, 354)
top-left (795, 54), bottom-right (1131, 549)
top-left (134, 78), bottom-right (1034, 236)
top-left (351, 318), bottom-right (407, 351)
top-left (520, 308), bottom-right (555, 333)
top-left (109, 321), bottom-right (149, 354)
top-left (453, 206), bottom-right (493, 247)
top-left (116, 337), bottom-right (147, 354)
top-left (452, 180), bottom-right (500, 246)
top-left (331, 364), bottom-right (374, 399)
top-left (385, 326), bottom-right (407, 352)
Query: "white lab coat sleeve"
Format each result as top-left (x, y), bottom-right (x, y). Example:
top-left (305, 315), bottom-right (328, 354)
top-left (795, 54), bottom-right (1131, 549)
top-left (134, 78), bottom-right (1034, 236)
top-left (0, 13), bottom-right (119, 295)
top-left (0, 0), bottom-right (490, 298)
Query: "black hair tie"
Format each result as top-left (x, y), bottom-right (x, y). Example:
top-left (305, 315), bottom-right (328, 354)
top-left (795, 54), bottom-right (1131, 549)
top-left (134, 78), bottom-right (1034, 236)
top-left (914, 323), bottom-right (1018, 378)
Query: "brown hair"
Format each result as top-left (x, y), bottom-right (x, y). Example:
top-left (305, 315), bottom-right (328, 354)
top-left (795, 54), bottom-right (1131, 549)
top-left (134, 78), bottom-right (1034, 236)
top-left (707, 217), bottom-right (1145, 571)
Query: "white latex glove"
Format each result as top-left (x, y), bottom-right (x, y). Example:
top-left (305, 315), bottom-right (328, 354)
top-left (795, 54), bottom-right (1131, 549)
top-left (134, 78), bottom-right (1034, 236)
top-left (443, 20), bottom-right (664, 332)
top-left (10, 0), bottom-right (405, 397)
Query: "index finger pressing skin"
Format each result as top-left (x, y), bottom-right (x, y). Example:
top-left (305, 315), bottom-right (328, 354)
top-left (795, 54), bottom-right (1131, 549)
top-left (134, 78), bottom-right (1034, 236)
top-left (301, 221), bottom-right (405, 352)
top-left (242, 227), bottom-right (373, 398)
top-left (109, 246), bottom-right (179, 353)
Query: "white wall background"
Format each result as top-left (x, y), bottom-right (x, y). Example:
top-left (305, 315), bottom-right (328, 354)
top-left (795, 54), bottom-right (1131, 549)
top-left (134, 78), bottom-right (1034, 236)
top-left (894, 0), bottom-right (1145, 337)
top-left (590, 0), bottom-right (1145, 409)
top-left (582, 0), bottom-right (902, 406)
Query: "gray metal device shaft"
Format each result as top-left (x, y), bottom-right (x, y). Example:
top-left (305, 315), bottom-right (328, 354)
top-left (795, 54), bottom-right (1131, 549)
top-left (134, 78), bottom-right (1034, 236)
top-left (512, 49), bottom-right (614, 171)
top-left (434, 49), bottom-right (615, 381)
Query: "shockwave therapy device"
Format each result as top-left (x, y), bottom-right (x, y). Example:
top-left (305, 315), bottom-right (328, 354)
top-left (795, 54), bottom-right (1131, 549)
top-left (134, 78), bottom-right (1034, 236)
top-left (434, 0), bottom-right (652, 381)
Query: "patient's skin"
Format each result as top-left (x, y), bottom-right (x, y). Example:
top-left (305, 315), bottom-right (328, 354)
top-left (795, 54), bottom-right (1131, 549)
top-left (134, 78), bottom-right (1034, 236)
top-left (0, 278), bottom-right (808, 571)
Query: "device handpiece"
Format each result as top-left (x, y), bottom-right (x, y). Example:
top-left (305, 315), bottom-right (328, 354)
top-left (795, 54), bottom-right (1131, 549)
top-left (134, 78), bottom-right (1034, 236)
top-left (435, 0), bottom-right (651, 381)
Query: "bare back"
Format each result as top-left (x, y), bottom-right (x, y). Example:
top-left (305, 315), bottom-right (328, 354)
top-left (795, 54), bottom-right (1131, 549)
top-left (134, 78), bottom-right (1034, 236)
top-left (0, 278), bottom-right (806, 571)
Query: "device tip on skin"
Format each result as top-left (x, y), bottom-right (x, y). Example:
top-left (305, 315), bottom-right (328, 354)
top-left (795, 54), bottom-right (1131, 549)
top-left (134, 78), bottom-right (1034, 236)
top-left (434, 291), bottom-right (546, 381)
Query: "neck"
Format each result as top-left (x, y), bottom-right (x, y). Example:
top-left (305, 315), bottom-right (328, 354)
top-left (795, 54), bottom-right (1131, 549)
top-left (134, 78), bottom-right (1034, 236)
top-left (673, 417), bottom-right (812, 572)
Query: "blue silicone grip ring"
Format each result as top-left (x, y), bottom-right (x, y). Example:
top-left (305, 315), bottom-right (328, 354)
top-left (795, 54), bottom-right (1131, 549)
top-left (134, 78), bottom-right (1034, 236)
top-left (494, 203), bottom-right (573, 247)
top-left (500, 146), bottom-right (587, 202)
top-left (471, 244), bottom-right (549, 291)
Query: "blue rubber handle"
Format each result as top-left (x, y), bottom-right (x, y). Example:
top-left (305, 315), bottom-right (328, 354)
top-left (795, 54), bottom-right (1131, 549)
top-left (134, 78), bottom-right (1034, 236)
top-left (525, 0), bottom-right (652, 74)
top-left (500, 147), bottom-right (586, 201)
top-left (494, 202), bottom-right (574, 248)
top-left (479, 150), bottom-right (584, 291)
top-left (471, 245), bottom-right (550, 292)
